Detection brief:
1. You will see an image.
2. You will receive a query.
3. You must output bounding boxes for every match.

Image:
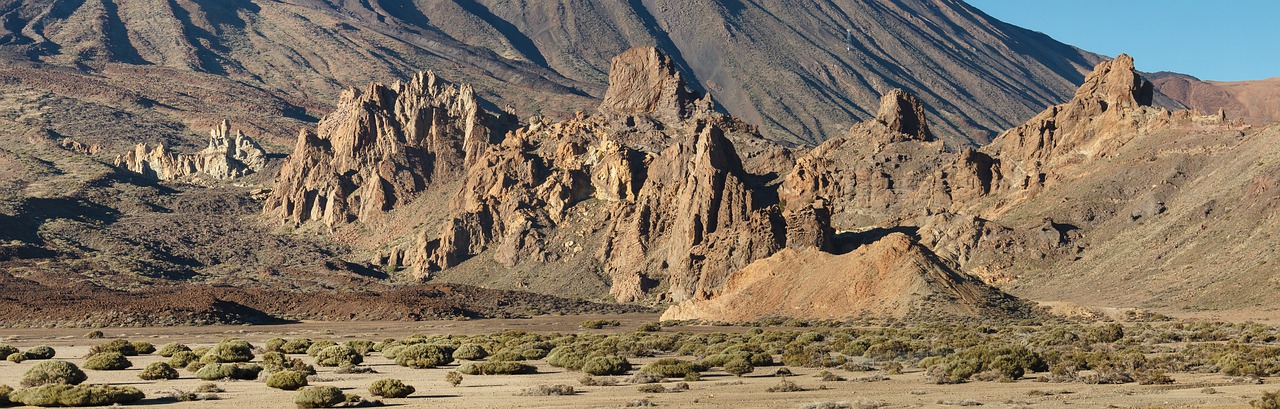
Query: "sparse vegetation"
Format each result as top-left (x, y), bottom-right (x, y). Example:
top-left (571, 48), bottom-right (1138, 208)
top-left (453, 343), bottom-right (488, 360)
top-left (446, 371), bottom-right (464, 387)
top-left (8, 384), bottom-right (144, 407)
top-left (203, 339), bottom-right (255, 363)
top-left (640, 358), bottom-right (702, 378)
top-left (266, 370), bottom-right (309, 390)
top-left (169, 351), bottom-right (200, 369)
top-left (582, 355), bottom-right (632, 376)
top-left (157, 343), bottom-right (190, 357)
top-left (139, 362), bottom-right (180, 380)
top-left (395, 344), bottom-right (454, 368)
top-left (88, 339), bottom-right (136, 356)
top-left (1253, 391), bottom-right (1280, 409)
top-left (22, 361), bottom-right (87, 387)
top-left (638, 322), bottom-right (662, 332)
top-left (294, 386), bottom-right (346, 408)
top-left (131, 341), bottom-right (156, 355)
top-left (195, 363), bottom-right (263, 381)
top-left (459, 361), bottom-right (538, 375)
top-left (518, 384), bottom-right (575, 396)
top-left (767, 379), bottom-right (805, 392)
top-left (281, 339), bottom-right (313, 354)
top-left (581, 319), bottom-right (622, 329)
top-left (24, 346), bottom-right (55, 360)
top-left (83, 352), bottom-right (132, 370)
top-left (368, 378), bottom-right (415, 398)
top-left (314, 345), bottom-right (363, 367)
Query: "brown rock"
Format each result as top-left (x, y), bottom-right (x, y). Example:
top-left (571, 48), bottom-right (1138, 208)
top-left (263, 71), bottom-right (511, 227)
top-left (599, 46), bottom-right (708, 122)
top-left (874, 89), bottom-right (934, 142)
top-left (114, 119), bottom-right (266, 180)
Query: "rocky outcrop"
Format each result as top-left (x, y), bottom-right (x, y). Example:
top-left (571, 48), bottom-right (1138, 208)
top-left (262, 71), bottom-right (511, 227)
top-left (114, 120), bottom-right (265, 180)
top-left (661, 233), bottom-right (1037, 321)
top-left (350, 47), bottom-right (820, 303)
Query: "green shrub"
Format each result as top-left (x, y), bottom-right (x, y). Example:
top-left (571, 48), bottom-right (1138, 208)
top-left (580, 320), bottom-right (621, 329)
top-left (168, 351), bottom-right (199, 369)
top-left (294, 386), bottom-right (346, 408)
top-left (381, 345), bottom-right (407, 360)
top-left (24, 346), bottom-right (55, 360)
top-left (306, 341), bottom-right (337, 357)
top-left (314, 345), bottom-right (363, 367)
top-left (195, 363), bottom-right (262, 380)
top-left (489, 349), bottom-right (526, 362)
top-left (395, 344), bottom-right (454, 368)
top-left (345, 340), bottom-right (376, 355)
top-left (0, 384), bottom-right (10, 406)
top-left (766, 379), bottom-right (804, 392)
top-left (446, 371), bottom-right (463, 387)
top-left (517, 384), bottom-right (574, 396)
top-left (1254, 391), bottom-right (1280, 409)
top-left (0, 345), bottom-right (18, 358)
top-left (639, 358), bottom-right (702, 378)
top-left (459, 361), bottom-right (538, 375)
top-left (636, 384), bottom-right (665, 393)
top-left (266, 370), bottom-right (308, 390)
top-left (22, 361), bottom-right (87, 387)
top-left (89, 339), bottom-right (136, 356)
top-left (546, 346), bottom-right (588, 370)
top-left (262, 351), bottom-right (317, 375)
top-left (926, 359), bottom-right (978, 384)
top-left (83, 352), bottom-right (132, 370)
top-left (131, 342), bottom-right (156, 355)
top-left (157, 343), bottom-right (190, 357)
top-left (638, 322), bottom-right (662, 332)
top-left (368, 378), bottom-right (415, 398)
top-left (7, 353), bottom-right (23, 363)
top-left (9, 384), bottom-right (143, 407)
top-left (203, 339), bottom-right (254, 363)
top-left (281, 339), bottom-right (313, 354)
top-left (453, 343), bottom-right (489, 360)
top-left (82, 331), bottom-right (104, 339)
top-left (582, 356), bottom-right (631, 376)
top-left (264, 338), bottom-right (286, 352)
top-left (724, 356), bottom-right (754, 377)
top-left (138, 362), bottom-right (180, 380)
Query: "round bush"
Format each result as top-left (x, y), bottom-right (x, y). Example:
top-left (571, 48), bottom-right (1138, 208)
top-left (168, 351), bottom-right (199, 369)
top-left (131, 341), bottom-right (156, 355)
top-left (10, 384), bottom-right (144, 407)
top-left (639, 358), bottom-right (701, 378)
top-left (346, 340), bottom-right (376, 355)
top-left (22, 361), bottom-right (87, 387)
top-left (138, 362), bottom-right (180, 380)
top-left (266, 370), bottom-right (309, 390)
top-left (458, 361), bottom-right (538, 375)
top-left (368, 378), bottom-right (415, 398)
top-left (305, 341), bottom-right (337, 357)
top-left (294, 386), bottom-right (346, 408)
top-left (89, 339), bottom-right (136, 356)
top-left (264, 338), bottom-right (286, 352)
top-left (203, 339), bottom-right (254, 363)
top-left (723, 356), bottom-right (754, 377)
top-left (395, 344), bottom-right (454, 369)
top-left (315, 345), bottom-right (363, 367)
top-left (453, 343), bottom-right (488, 360)
top-left (84, 352), bottom-right (132, 370)
top-left (281, 339), bottom-right (313, 354)
top-left (489, 349), bottom-right (526, 362)
top-left (195, 363), bottom-right (262, 380)
top-left (582, 356), bottom-right (631, 376)
top-left (7, 353), bottom-right (24, 363)
top-left (157, 343), bottom-right (190, 357)
top-left (0, 384), bottom-right (11, 406)
top-left (24, 346), bottom-right (55, 360)
top-left (0, 345), bottom-right (18, 359)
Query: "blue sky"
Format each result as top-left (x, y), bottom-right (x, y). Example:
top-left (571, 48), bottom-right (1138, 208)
top-left (967, 1), bottom-right (1279, 81)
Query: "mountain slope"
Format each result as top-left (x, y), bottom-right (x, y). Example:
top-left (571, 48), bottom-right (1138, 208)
top-left (0, 0), bottom-right (1105, 147)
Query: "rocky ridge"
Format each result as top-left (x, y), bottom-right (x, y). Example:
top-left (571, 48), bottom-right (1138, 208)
top-left (114, 120), bottom-right (266, 180)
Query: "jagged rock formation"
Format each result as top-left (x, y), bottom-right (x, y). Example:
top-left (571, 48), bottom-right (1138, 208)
top-left (661, 233), bottom-right (1036, 321)
top-left (114, 120), bottom-right (265, 180)
top-left (395, 47), bottom-right (813, 303)
top-left (262, 72), bottom-right (511, 227)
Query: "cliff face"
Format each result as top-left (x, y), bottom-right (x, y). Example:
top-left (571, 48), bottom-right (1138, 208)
top-left (114, 120), bottom-right (266, 180)
top-left (262, 72), bottom-right (512, 227)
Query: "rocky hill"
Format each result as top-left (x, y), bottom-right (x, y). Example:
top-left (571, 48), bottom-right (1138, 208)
top-left (1151, 72), bottom-right (1280, 126)
top-left (0, 0), bottom-right (1108, 148)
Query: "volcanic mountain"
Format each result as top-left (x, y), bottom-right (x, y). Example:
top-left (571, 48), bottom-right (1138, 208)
top-left (0, 0), bottom-right (1108, 148)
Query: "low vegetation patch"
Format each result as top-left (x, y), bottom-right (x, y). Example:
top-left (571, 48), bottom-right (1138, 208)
top-left (139, 362), bottom-right (180, 380)
top-left (368, 378), bottom-right (415, 398)
top-left (9, 384), bottom-right (144, 407)
top-left (195, 363), bottom-right (263, 381)
top-left (518, 384), bottom-right (575, 396)
top-left (83, 352), bottom-right (132, 370)
top-left (294, 386), bottom-right (346, 408)
top-left (22, 361), bottom-right (87, 387)
top-left (314, 345), bottom-right (363, 367)
top-left (266, 370), bottom-right (309, 390)
top-left (395, 344), bottom-right (454, 368)
top-left (459, 361), bottom-right (538, 375)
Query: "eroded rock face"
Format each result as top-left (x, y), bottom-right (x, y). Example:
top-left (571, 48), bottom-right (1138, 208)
top-left (114, 120), bottom-right (266, 180)
top-left (263, 71), bottom-right (511, 227)
top-left (355, 47), bottom-right (818, 303)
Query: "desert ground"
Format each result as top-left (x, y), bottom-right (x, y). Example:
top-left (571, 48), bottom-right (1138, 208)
top-left (3, 313), bottom-right (1279, 409)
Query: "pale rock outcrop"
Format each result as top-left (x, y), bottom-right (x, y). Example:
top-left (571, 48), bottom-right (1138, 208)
top-left (114, 120), bottom-right (266, 180)
top-left (263, 71), bottom-right (511, 227)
